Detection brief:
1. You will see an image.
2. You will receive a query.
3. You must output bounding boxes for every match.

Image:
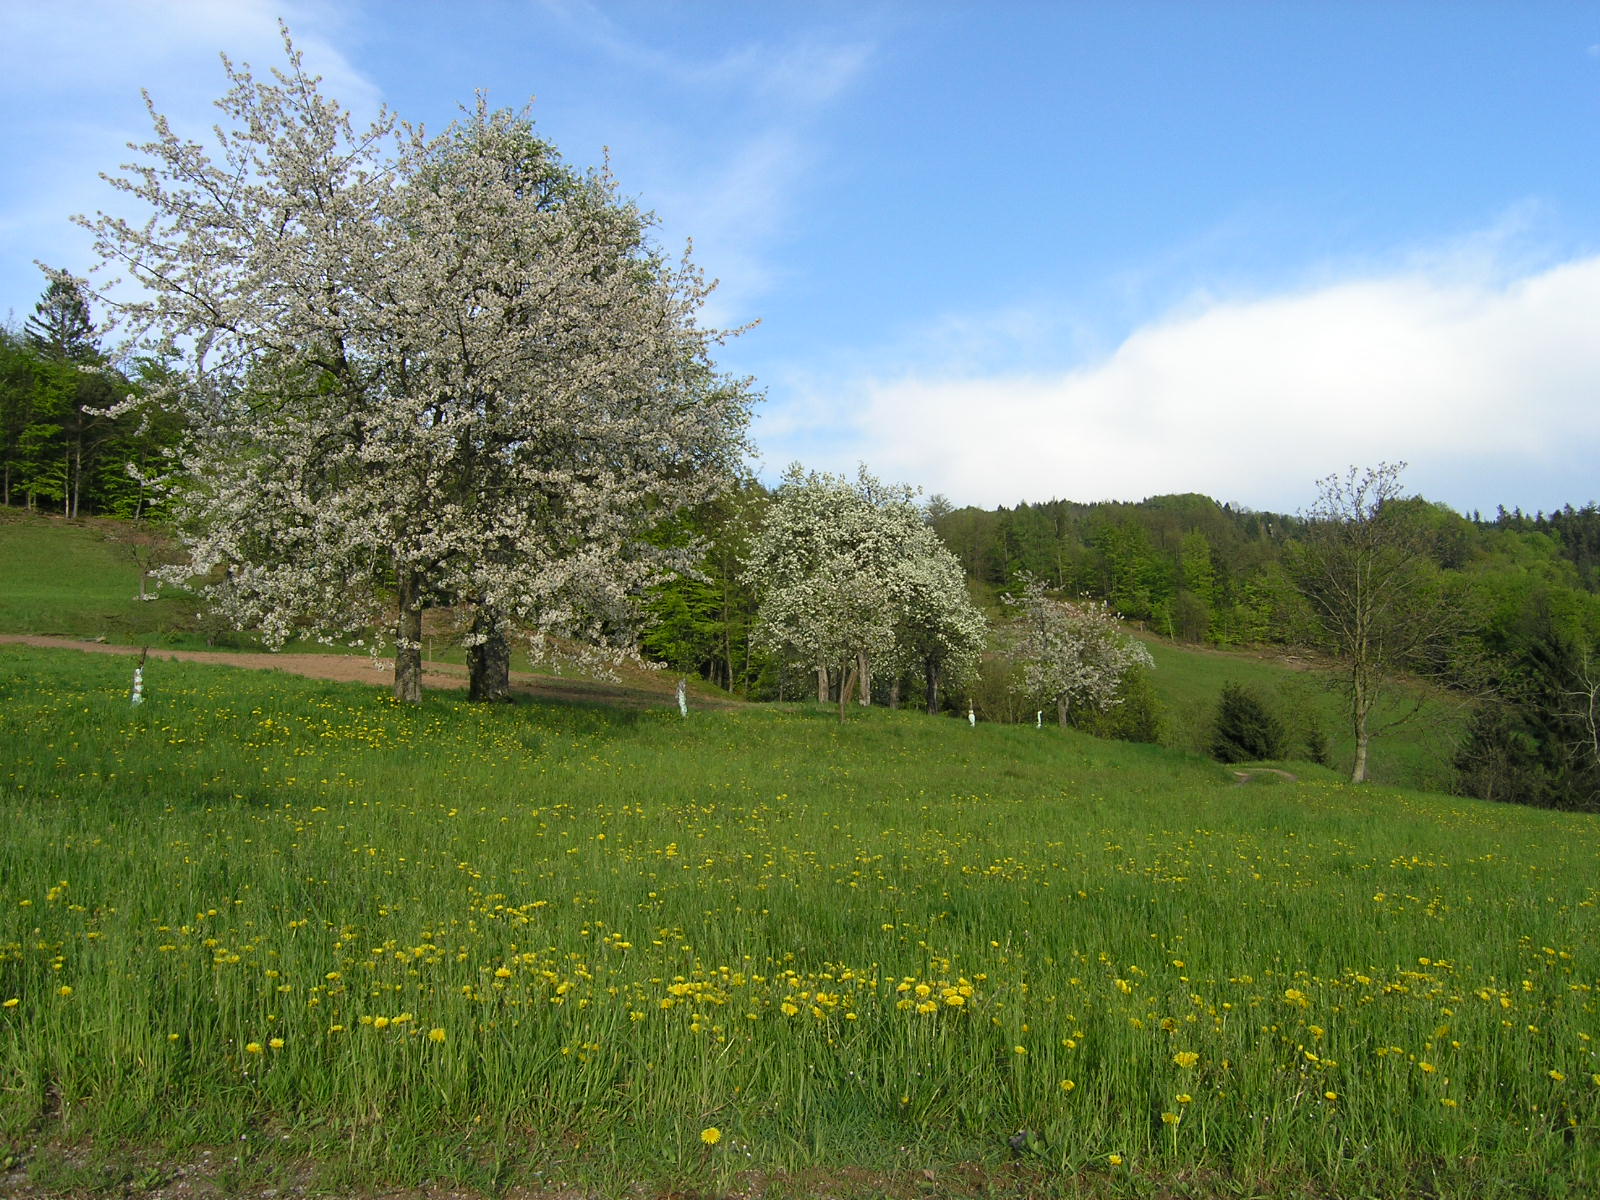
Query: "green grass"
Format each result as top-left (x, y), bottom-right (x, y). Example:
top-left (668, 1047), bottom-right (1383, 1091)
top-left (2, 645), bottom-right (1597, 1198)
top-left (0, 510), bottom-right (202, 645)
top-left (1142, 636), bottom-right (1466, 794)
top-left (1, 510), bottom-right (1467, 792)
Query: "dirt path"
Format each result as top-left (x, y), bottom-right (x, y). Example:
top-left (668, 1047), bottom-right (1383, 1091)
top-left (1231, 767), bottom-right (1300, 784)
top-left (0, 634), bottom-right (740, 711)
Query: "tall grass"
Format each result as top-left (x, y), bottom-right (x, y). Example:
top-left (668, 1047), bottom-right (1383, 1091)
top-left (2, 645), bottom-right (1596, 1196)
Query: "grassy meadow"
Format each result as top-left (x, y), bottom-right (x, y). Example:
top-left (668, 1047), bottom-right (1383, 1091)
top-left (3, 641), bottom-right (1599, 1198)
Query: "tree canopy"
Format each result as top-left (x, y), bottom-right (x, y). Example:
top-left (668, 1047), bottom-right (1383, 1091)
top-left (82, 30), bottom-right (752, 701)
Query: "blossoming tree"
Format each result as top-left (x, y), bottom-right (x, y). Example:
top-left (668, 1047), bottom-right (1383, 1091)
top-left (743, 465), bottom-right (985, 719)
top-left (82, 30), bottom-right (751, 701)
top-left (1004, 574), bottom-right (1153, 727)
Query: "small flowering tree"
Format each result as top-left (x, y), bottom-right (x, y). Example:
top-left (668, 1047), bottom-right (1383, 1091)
top-left (744, 464), bottom-right (985, 720)
top-left (1004, 574), bottom-right (1153, 727)
top-left (82, 30), bottom-right (751, 702)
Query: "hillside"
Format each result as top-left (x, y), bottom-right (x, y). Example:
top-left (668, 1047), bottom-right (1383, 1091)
top-left (0, 510), bottom-right (1455, 790)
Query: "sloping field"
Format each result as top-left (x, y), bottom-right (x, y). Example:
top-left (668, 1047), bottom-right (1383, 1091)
top-left (2, 644), bottom-right (1597, 1198)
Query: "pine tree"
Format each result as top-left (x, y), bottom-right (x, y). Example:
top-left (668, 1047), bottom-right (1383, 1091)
top-left (1210, 683), bottom-right (1286, 763)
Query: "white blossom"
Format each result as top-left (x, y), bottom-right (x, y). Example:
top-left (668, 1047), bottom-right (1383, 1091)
top-left (81, 29), bottom-right (752, 700)
top-left (1003, 573), bottom-right (1153, 727)
top-left (744, 464), bottom-right (985, 718)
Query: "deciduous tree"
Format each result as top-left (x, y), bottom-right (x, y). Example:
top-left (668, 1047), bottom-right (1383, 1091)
top-left (1285, 463), bottom-right (1458, 783)
top-left (83, 30), bottom-right (751, 701)
top-left (744, 465), bottom-right (984, 720)
top-left (1002, 573), bottom-right (1153, 728)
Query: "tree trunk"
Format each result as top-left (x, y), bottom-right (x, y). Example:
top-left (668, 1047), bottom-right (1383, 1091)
top-left (838, 664), bottom-right (859, 723)
top-left (1350, 663), bottom-right (1372, 783)
top-left (467, 604), bottom-right (512, 702)
top-left (925, 659), bottom-right (940, 716)
top-left (1057, 697), bottom-right (1069, 728)
top-left (888, 675), bottom-right (900, 709)
top-left (817, 664), bottom-right (829, 705)
top-left (857, 651), bottom-right (872, 705)
top-left (393, 567), bottom-right (424, 704)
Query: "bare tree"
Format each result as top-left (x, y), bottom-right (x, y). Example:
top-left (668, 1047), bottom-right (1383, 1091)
top-left (1286, 463), bottom-right (1458, 783)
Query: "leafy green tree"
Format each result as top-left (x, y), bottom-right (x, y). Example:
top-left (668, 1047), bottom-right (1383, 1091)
top-left (1456, 603), bottom-right (1600, 810)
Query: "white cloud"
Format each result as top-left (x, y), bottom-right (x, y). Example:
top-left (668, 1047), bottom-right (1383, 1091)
top-left (765, 252), bottom-right (1600, 514)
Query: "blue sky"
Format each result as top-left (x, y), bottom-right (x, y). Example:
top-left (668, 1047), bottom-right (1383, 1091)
top-left (4, 1), bottom-right (1599, 515)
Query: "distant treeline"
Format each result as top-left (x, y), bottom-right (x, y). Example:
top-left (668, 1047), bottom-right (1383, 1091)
top-left (932, 491), bottom-right (1600, 640)
top-left (1, 275), bottom-right (183, 520)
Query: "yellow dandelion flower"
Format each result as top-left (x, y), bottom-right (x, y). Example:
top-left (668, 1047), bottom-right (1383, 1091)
top-left (1419, 1061), bottom-right (1436, 1074)
top-left (1013, 1045), bottom-right (1027, 1055)
top-left (3, 998), bottom-right (17, 1008)
top-left (428, 1027), bottom-right (447, 1043)
top-left (1441, 1097), bottom-right (1458, 1107)
top-left (57, 985), bottom-right (73, 998)
top-left (373, 1016), bottom-right (390, 1030)
top-left (1549, 1069), bottom-right (1566, 1082)
top-left (245, 1042), bottom-right (263, 1054)
top-left (1161, 1111), bottom-right (1180, 1125)
top-left (1173, 1051), bottom-right (1198, 1068)
top-left (1324, 1091), bottom-right (1338, 1101)
top-left (700, 1126), bottom-right (722, 1146)
top-left (1108, 1154), bottom-right (1123, 1166)
top-left (1060, 1079), bottom-right (1075, 1092)
top-left (780, 1001), bottom-right (799, 1016)
top-left (1176, 1094), bottom-right (1192, 1104)
top-left (268, 1037), bottom-right (284, 1050)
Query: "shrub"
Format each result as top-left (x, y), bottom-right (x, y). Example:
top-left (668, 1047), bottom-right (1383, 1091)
top-left (1211, 682), bottom-right (1286, 763)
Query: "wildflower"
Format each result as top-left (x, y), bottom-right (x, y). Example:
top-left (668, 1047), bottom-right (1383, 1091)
top-left (57, 986), bottom-right (73, 998)
top-left (1108, 1154), bottom-right (1123, 1166)
top-left (1176, 1094), bottom-right (1192, 1104)
top-left (245, 1042), bottom-right (263, 1054)
top-left (373, 1016), bottom-right (390, 1030)
top-left (1013, 1045), bottom-right (1027, 1055)
top-left (1324, 1091), bottom-right (1338, 1101)
top-left (1441, 1098), bottom-right (1458, 1107)
top-left (3, 998), bottom-right (17, 1008)
top-left (1549, 1069), bottom-right (1566, 1082)
top-left (1060, 1079), bottom-right (1075, 1092)
top-left (1161, 1111), bottom-right (1180, 1125)
top-left (268, 1037), bottom-right (284, 1050)
top-left (428, 1027), bottom-right (447, 1043)
top-left (1173, 1051), bottom-right (1199, 1068)
top-left (1419, 1061), bottom-right (1436, 1074)
top-left (700, 1126), bottom-right (722, 1146)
